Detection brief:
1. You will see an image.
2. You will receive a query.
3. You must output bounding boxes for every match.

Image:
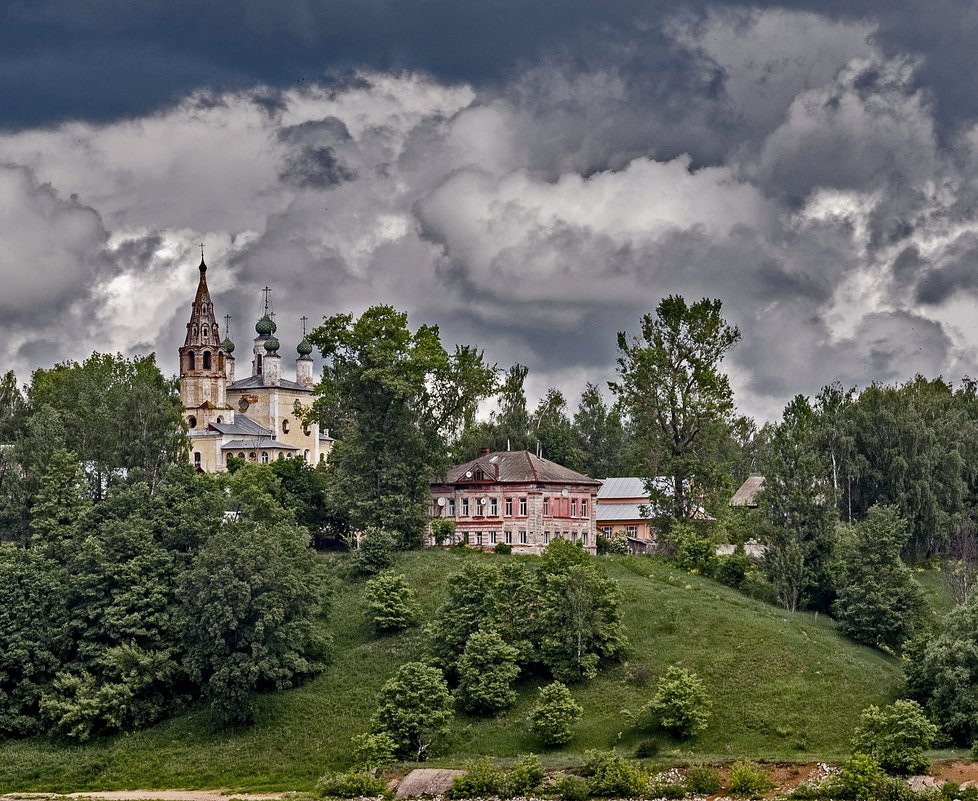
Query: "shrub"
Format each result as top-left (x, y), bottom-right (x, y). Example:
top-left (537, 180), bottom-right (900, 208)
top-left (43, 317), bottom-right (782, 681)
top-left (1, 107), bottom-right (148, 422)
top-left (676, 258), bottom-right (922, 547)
top-left (316, 771), bottom-right (391, 799)
top-left (686, 765), bottom-right (722, 795)
top-left (643, 666), bottom-right (712, 738)
top-left (457, 628), bottom-right (520, 715)
top-left (581, 751), bottom-right (647, 797)
top-left (727, 760), bottom-right (774, 799)
top-left (505, 754), bottom-right (545, 797)
top-left (350, 732), bottom-right (397, 771)
top-left (431, 518), bottom-right (455, 546)
top-left (648, 782), bottom-right (686, 799)
top-left (370, 662), bottom-right (454, 761)
top-left (530, 681), bottom-right (583, 747)
top-left (740, 568), bottom-right (778, 605)
top-left (552, 773), bottom-right (589, 801)
top-left (829, 753), bottom-right (885, 801)
top-left (495, 542), bottom-right (513, 555)
top-left (716, 554), bottom-right (750, 588)
top-left (671, 523), bottom-right (719, 576)
top-left (851, 700), bottom-right (937, 775)
top-left (449, 758), bottom-right (504, 799)
top-left (350, 527), bottom-right (398, 577)
top-left (634, 738), bottom-right (659, 758)
top-left (364, 572), bottom-right (422, 633)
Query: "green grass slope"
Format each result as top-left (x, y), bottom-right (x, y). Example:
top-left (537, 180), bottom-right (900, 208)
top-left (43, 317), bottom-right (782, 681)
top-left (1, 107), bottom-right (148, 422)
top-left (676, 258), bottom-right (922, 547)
top-left (0, 551), bottom-right (904, 792)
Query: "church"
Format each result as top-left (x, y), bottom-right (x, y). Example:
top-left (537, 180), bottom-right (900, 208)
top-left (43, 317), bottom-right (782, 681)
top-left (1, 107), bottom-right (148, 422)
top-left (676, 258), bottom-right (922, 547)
top-left (179, 254), bottom-right (333, 472)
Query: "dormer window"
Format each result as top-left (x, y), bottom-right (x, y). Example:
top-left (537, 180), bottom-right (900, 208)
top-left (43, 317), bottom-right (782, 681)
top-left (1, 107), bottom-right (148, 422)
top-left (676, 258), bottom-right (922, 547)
top-left (474, 468), bottom-right (484, 480)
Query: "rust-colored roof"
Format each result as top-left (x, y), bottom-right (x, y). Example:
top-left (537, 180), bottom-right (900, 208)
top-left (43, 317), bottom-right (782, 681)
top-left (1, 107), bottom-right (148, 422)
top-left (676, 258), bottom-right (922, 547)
top-left (437, 450), bottom-right (600, 486)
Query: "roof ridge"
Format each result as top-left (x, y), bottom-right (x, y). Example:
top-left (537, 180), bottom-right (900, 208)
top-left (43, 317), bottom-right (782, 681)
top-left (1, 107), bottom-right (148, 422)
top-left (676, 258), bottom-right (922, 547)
top-left (524, 450), bottom-right (538, 480)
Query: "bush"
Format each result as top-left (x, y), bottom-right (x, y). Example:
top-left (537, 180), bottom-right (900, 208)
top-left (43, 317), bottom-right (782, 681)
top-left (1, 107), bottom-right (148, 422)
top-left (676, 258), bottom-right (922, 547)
top-left (530, 681), bottom-right (583, 747)
top-left (740, 568), bottom-right (778, 604)
top-left (648, 781), bottom-right (686, 799)
top-left (350, 732), bottom-right (397, 771)
top-left (494, 542), bottom-right (513, 555)
top-left (727, 760), bottom-right (774, 799)
top-left (316, 771), bottom-right (391, 799)
top-left (852, 700), bottom-right (937, 775)
top-left (596, 534), bottom-right (629, 555)
top-left (634, 738), bottom-right (659, 758)
top-left (350, 527), bottom-right (399, 577)
top-left (716, 554), bottom-right (750, 588)
top-left (457, 628), bottom-right (520, 715)
top-left (505, 754), bottom-right (545, 797)
top-left (643, 666), bottom-right (712, 738)
top-left (686, 765), bottom-right (722, 795)
top-left (431, 518), bottom-right (455, 546)
top-left (829, 753), bottom-right (885, 801)
top-left (449, 758), bottom-right (504, 799)
top-left (364, 572), bottom-right (422, 633)
top-left (581, 751), bottom-right (647, 797)
top-left (370, 662), bottom-right (454, 761)
top-left (671, 523), bottom-right (718, 576)
top-left (552, 773), bottom-right (589, 801)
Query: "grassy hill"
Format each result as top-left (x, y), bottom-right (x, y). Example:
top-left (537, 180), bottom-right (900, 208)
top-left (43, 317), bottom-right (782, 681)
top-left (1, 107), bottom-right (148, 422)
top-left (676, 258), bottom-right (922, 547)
top-left (0, 550), bottom-right (906, 792)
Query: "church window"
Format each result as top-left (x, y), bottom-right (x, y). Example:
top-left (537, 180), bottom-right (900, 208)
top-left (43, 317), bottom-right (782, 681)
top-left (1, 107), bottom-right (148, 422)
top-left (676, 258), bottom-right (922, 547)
top-left (203, 351), bottom-right (212, 369)
top-left (187, 415), bottom-right (197, 428)
top-left (256, 354), bottom-right (263, 374)
top-left (238, 452), bottom-right (245, 459)
top-left (261, 452), bottom-right (269, 464)
top-left (282, 419), bottom-right (290, 433)
top-left (202, 325), bottom-right (208, 339)
top-left (304, 449), bottom-right (310, 462)
top-left (193, 452), bottom-right (201, 466)
top-left (187, 352), bottom-right (195, 370)
top-left (249, 452), bottom-right (256, 460)
top-left (216, 416), bottom-right (223, 424)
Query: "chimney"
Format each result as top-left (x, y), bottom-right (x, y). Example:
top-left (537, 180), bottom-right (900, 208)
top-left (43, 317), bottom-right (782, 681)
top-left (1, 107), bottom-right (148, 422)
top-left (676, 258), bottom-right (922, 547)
top-left (480, 447), bottom-right (490, 456)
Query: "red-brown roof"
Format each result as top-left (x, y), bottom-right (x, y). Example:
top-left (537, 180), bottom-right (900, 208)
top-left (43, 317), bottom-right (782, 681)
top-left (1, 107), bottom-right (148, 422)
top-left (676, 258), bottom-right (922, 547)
top-left (436, 450), bottom-right (600, 486)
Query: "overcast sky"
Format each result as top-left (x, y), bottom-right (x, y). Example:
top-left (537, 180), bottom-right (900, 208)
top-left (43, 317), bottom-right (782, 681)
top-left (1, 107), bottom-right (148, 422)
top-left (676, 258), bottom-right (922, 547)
top-left (3, 1), bottom-right (978, 421)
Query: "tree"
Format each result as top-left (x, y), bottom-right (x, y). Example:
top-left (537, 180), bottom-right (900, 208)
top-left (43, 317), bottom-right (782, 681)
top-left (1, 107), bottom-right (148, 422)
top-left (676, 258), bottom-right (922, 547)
top-left (833, 505), bottom-right (926, 649)
top-left (759, 395), bottom-right (839, 612)
top-left (0, 370), bottom-right (25, 444)
top-left (571, 383), bottom-right (629, 479)
top-left (529, 681), bottom-right (583, 747)
top-left (942, 526), bottom-right (978, 606)
top-left (851, 700), bottom-right (936, 775)
top-left (178, 522), bottom-right (331, 724)
top-left (642, 666), bottom-right (712, 738)
top-left (456, 628), bottom-right (520, 715)
top-left (365, 572), bottom-right (422, 633)
top-left (906, 595), bottom-right (978, 744)
top-left (532, 389), bottom-right (584, 471)
top-left (370, 661), bottom-right (454, 760)
top-left (310, 306), bottom-right (495, 547)
top-left (428, 562), bottom-right (502, 674)
top-left (613, 296), bottom-right (741, 520)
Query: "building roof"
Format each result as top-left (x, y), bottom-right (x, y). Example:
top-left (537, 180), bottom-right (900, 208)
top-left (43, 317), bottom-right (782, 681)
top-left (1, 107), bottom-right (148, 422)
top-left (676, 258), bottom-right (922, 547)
top-left (437, 450), bottom-right (600, 487)
top-left (597, 476), bottom-right (648, 500)
top-left (208, 414), bottom-right (272, 437)
top-left (227, 374), bottom-right (313, 393)
top-left (731, 475), bottom-right (765, 507)
top-left (221, 439), bottom-right (299, 451)
top-left (596, 502), bottom-right (648, 522)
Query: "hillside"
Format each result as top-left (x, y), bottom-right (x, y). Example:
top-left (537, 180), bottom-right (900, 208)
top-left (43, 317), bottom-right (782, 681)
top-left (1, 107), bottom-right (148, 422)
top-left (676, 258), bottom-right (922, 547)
top-left (0, 550), bottom-right (904, 793)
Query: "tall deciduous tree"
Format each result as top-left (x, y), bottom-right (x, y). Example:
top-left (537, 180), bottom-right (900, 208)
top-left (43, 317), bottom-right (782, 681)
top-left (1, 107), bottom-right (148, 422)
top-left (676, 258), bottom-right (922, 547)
top-left (310, 306), bottom-right (495, 546)
top-left (571, 383), bottom-right (629, 479)
top-left (613, 296), bottom-right (741, 519)
top-left (532, 388), bottom-right (584, 471)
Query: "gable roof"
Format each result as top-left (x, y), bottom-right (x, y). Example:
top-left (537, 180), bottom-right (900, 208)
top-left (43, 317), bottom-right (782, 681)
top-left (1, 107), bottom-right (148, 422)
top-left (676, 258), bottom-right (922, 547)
top-left (227, 375), bottom-right (313, 392)
top-left (731, 475), bottom-right (765, 507)
top-left (438, 450), bottom-right (599, 486)
top-left (208, 414), bottom-right (272, 437)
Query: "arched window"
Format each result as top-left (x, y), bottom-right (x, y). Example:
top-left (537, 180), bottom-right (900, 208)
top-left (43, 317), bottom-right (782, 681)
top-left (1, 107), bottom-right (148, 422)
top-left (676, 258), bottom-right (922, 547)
top-left (238, 452), bottom-right (245, 459)
top-left (187, 415), bottom-right (197, 428)
top-left (282, 419), bottom-right (290, 433)
top-left (187, 351), bottom-right (195, 370)
top-left (249, 452), bottom-right (257, 461)
top-left (202, 325), bottom-right (208, 340)
top-left (261, 452), bottom-right (269, 464)
top-left (193, 452), bottom-right (201, 467)
top-left (256, 354), bottom-right (263, 374)
top-left (216, 416), bottom-right (223, 424)
top-left (203, 351), bottom-right (212, 369)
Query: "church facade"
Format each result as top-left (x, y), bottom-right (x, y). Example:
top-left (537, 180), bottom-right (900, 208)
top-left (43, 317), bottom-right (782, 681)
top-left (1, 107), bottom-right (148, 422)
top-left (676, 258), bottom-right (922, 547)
top-left (179, 255), bottom-right (333, 472)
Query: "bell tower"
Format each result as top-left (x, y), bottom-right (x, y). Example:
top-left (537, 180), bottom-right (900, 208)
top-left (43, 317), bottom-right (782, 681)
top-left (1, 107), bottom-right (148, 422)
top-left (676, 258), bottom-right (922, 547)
top-left (179, 249), bottom-right (233, 429)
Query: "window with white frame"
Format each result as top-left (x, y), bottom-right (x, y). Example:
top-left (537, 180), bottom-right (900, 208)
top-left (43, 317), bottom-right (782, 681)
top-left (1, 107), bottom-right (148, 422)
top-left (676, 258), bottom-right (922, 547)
top-left (581, 499), bottom-right (588, 517)
top-left (583, 533), bottom-right (589, 546)
top-left (571, 498), bottom-right (578, 517)
top-left (544, 530), bottom-right (550, 544)
top-left (475, 531), bottom-right (483, 545)
top-left (626, 525), bottom-right (638, 536)
top-left (519, 497), bottom-right (527, 516)
top-left (543, 497), bottom-right (550, 515)
top-left (461, 497), bottom-right (469, 516)
top-left (505, 498), bottom-right (512, 516)
top-left (447, 498), bottom-right (456, 516)
top-left (490, 530), bottom-right (498, 544)
top-left (490, 497), bottom-right (498, 515)
top-left (519, 530), bottom-right (527, 544)
top-left (505, 530), bottom-right (513, 544)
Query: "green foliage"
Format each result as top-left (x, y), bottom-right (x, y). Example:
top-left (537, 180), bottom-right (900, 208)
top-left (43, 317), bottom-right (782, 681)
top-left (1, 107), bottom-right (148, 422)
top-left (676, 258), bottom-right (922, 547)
top-left (643, 666), bottom-right (712, 738)
top-left (428, 561), bottom-right (502, 673)
top-left (648, 781), bottom-right (686, 799)
top-left (831, 753), bottom-right (885, 801)
top-left (596, 533), bottom-right (629, 556)
top-left (178, 522), bottom-right (331, 724)
top-left (269, 457), bottom-right (332, 539)
top-left (316, 771), bottom-right (392, 799)
top-left (906, 594), bottom-right (978, 745)
top-left (449, 757), bottom-right (504, 799)
top-left (505, 754), bottom-right (544, 797)
top-left (529, 681), bottom-right (583, 747)
top-left (552, 773), bottom-right (590, 801)
top-left (494, 542), bottom-right (513, 555)
top-left (581, 750), bottom-right (647, 797)
top-left (685, 765), bottom-right (722, 795)
top-left (671, 522), bottom-right (719, 575)
top-left (851, 700), bottom-right (936, 775)
top-left (833, 505), bottom-right (927, 649)
top-left (29, 449), bottom-right (91, 554)
top-left (349, 732), bottom-right (397, 771)
top-left (727, 760), bottom-right (774, 798)
top-left (310, 305), bottom-right (496, 547)
top-left (350, 527), bottom-right (399, 577)
top-left (365, 572), bottom-right (421, 633)
top-left (532, 388), bottom-right (586, 473)
top-left (613, 295), bottom-right (741, 520)
top-left (457, 628), bottom-right (520, 715)
top-left (571, 383), bottom-right (630, 480)
top-left (370, 661), bottom-right (454, 760)
top-left (633, 738), bottom-right (659, 758)
top-left (716, 554), bottom-right (750, 588)
top-left (430, 518), bottom-right (455, 546)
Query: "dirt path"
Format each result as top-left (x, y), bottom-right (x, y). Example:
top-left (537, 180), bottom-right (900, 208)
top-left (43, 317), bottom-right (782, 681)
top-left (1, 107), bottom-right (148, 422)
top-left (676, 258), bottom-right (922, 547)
top-left (1, 792), bottom-right (293, 801)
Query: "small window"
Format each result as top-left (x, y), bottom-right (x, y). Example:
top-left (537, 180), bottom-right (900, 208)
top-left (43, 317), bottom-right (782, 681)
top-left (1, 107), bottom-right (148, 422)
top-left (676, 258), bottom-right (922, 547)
top-left (490, 497), bottom-right (498, 516)
top-left (475, 468), bottom-right (484, 480)
top-left (571, 498), bottom-right (578, 517)
top-left (203, 351), bottom-right (212, 369)
top-left (581, 499), bottom-right (588, 517)
top-left (519, 530), bottom-right (527, 544)
top-left (282, 419), bottom-right (290, 433)
top-left (216, 416), bottom-right (223, 424)
top-left (505, 530), bottom-right (513, 544)
top-left (249, 452), bottom-right (257, 461)
top-left (448, 498), bottom-right (456, 517)
top-left (543, 497), bottom-right (549, 515)
top-left (193, 451), bottom-right (201, 466)
top-left (601, 526), bottom-right (612, 535)
top-left (238, 452), bottom-right (245, 459)
top-left (202, 325), bottom-right (209, 339)
top-left (544, 531), bottom-right (550, 544)
top-left (461, 497), bottom-right (469, 516)
top-left (187, 352), bottom-right (195, 370)
top-left (489, 531), bottom-right (498, 544)
top-left (505, 498), bottom-right (512, 516)
top-left (256, 354), bottom-right (263, 374)
top-left (626, 525), bottom-right (638, 537)
top-left (519, 497), bottom-right (527, 516)
top-left (261, 452), bottom-right (269, 464)
top-left (187, 415), bottom-right (197, 428)
top-left (304, 449), bottom-right (310, 462)
top-left (583, 533), bottom-right (589, 546)
top-left (476, 532), bottom-right (483, 545)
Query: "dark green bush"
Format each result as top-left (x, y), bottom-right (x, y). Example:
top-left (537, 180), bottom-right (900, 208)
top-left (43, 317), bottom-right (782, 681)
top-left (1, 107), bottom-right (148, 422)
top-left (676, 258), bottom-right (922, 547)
top-left (648, 782), bottom-right (686, 799)
top-left (530, 682), bottom-right (583, 747)
top-left (505, 754), bottom-right (545, 797)
top-left (552, 773), bottom-right (589, 801)
top-left (685, 765), bottom-right (722, 795)
top-left (851, 700), bottom-right (936, 775)
top-left (830, 753), bottom-right (885, 801)
top-left (716, 554), bottom-right (750, 588)
top-left (643, 666), bottom-right (712, 738)
top-left (494, 542), bottom-right (513, 555)
top-left (350, 527), bottom-right (398, 577)
top-left (316, 771), bottom-right (391, 799)
top-left (449, 758), bottom-right (504, 799)
top-left (581, 751), bottom-right (647, 797)
top-left (634, 738), bottom-right (659, 758)
top-left (727, 760), bottom-right (774, 799)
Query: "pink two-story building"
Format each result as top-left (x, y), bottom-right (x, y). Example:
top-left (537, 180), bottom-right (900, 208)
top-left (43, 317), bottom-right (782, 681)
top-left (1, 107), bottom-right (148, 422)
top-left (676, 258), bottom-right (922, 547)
top-left (430, 449), bottom-right (601, 553)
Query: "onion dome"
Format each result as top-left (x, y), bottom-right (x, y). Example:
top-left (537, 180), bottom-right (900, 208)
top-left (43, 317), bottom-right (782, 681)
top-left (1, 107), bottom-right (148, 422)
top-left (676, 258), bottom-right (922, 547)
top-left (256, 314), bottom-right (276, 336)
top-left (264, 334), bottom-right (281, 353)
top-left (221, 336), bottom-right (235, 354)
top-left (297, 336), bottom-right (313, 357)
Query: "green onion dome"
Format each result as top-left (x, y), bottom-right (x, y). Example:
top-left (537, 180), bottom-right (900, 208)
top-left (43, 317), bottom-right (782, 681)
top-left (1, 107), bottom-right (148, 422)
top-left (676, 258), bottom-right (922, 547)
top-left (297, 336), bottom-right (313, 356)
top-left (264, 335), bottom-right (281, 353)
top-left (221, 337), bottom-right (235, 354)
top-left (255, 314), bottom-right (276, 336)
